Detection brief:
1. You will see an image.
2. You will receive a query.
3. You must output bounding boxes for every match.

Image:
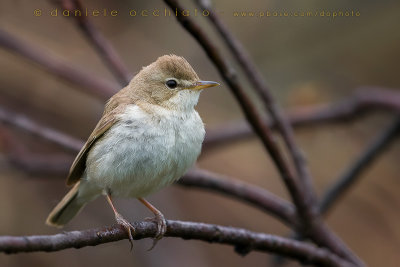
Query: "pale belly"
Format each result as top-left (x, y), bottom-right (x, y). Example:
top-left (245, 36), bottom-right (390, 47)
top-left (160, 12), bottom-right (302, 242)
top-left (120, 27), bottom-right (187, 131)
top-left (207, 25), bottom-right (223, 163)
top-left (84, 105), bottom-right (205, 198)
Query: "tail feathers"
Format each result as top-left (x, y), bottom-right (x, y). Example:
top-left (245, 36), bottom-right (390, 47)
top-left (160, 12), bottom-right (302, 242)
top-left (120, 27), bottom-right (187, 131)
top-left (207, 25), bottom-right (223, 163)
top-left (46, 182), bottom-right (85, 227)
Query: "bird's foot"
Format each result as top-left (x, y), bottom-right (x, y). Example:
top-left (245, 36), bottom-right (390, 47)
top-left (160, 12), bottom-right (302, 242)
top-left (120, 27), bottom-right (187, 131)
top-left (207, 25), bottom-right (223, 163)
top-left (145, 212), bottom-right (167, 250)
top-left (115, 213), bottom-right (135, 250)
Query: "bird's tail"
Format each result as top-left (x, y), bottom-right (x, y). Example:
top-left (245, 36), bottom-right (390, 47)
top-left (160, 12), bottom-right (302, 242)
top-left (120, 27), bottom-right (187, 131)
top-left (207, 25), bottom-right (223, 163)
top-left (46, 181), bottom-right (86, 227)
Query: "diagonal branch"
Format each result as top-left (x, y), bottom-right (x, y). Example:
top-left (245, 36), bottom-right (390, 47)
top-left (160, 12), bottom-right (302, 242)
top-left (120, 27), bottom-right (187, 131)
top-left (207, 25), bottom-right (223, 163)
top-left (272, 114), bottom-right (400, 266)
top-left (195, 0), bottom-right (316, 207)
top-left (54, 0), bottom-right (131, 85)
top-left (0, 220), bottom-right (355, 267)
top-left (0, 126), bottom-right (74, 174)
top-left (319, 115), bottom-right (400, 214)
top-left (0, 29), bottom-right (116, 99)
top-left (0, 105), bottom-right (83, 153)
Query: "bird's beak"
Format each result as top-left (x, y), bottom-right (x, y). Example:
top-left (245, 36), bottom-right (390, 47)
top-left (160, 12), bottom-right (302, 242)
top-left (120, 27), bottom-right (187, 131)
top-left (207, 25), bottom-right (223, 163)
top-left (188, 80), bottom-right (220, 90)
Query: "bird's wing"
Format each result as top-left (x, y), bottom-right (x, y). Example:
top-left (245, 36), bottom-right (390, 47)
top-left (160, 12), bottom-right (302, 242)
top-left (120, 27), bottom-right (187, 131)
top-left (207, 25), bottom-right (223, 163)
top-left (66, 97), bottom-right (125, 186)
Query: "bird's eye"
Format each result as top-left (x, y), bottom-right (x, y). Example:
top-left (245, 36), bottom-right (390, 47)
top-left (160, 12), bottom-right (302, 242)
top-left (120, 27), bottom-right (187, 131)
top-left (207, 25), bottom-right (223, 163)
top-left (165, 79), bottom-right (178, 89)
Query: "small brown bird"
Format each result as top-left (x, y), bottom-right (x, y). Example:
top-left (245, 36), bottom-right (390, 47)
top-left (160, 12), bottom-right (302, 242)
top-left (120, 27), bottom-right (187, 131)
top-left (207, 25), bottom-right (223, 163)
top-left (46, 55), bottom-right (219, 248)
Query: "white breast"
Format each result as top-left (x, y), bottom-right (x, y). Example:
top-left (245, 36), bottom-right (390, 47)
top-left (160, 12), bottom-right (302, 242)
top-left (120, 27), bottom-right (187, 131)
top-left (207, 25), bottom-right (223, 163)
top-left (85, 102), bottom-right (205, 198)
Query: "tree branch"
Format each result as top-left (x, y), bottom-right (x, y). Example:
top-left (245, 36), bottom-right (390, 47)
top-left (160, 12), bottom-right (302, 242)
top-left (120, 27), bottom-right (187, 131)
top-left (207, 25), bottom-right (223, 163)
top-left (180, 169), bottom-right (297, 227)
top-left (54, 0), bottom-right (131, 85)
top-left (0, 29), bottom-right (117, 99)
top-left (272, 114), bottom-right (400, 266)
top-left (0, 220), bottom-right (354, 267)
top-left (0, 130), bottom-right (72, 175)
top-left (319, 114), bottom-right (400, 214)
top-left (0, 105), bottom-right (83, 153)
top-left (204, 88), bottom-right (400, 149)
top-left (195, 0), bottom-right (316, 208)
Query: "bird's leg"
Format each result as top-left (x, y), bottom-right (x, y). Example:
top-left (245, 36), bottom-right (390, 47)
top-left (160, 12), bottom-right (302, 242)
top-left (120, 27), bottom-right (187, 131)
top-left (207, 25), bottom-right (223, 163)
top-left (106, 192), bottom-right (135, 250)
top-left (138, 197), bottom-right (167, 250)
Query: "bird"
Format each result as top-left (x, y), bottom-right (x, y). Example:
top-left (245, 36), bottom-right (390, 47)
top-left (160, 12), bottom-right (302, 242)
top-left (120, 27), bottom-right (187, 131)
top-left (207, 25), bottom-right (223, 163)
top-left (46, 54), bottom-right (219, 249)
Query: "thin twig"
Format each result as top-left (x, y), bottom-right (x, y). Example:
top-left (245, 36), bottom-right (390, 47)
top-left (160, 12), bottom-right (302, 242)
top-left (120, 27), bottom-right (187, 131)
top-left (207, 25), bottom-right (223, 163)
top-left (195, 0), bottom-right (316, 208)
top-left (55, 0), bottom-right (131, 85)
top-left (0, 29), bottom-right (117, 99)
top-left (204, 88), bottom-right (400, 149)
top-left (319, 115), bottom-right (400, 214)
top-left (0, 220), bottom-right (354, 267)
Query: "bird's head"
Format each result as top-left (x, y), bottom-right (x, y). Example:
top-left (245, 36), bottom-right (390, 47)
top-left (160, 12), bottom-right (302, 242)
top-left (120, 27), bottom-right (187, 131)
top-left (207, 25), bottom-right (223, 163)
top-left (128, 54), bottom-right (219, 111)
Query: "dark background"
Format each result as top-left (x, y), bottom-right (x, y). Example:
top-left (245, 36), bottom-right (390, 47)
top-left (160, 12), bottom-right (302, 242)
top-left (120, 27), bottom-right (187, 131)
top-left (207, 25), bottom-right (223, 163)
top-left (0, 0), bottom-right (399, 266)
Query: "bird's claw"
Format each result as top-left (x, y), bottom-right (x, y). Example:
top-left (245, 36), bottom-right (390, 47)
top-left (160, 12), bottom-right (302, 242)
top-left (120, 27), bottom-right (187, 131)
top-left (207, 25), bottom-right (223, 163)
top-left (115, 213), bottom-right (135, 251)
top-left (145, 213), bottom-right (167, 250)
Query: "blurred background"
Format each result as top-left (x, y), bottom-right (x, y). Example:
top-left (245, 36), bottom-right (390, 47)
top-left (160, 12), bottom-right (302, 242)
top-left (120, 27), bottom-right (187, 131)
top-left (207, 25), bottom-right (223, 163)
top-left (0, 0), bottom-right (399, 266)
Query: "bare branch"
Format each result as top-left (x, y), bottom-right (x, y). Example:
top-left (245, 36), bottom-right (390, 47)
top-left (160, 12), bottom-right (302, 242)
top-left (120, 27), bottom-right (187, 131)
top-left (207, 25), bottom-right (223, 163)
top-left (0, 220), bottom-right (354, 267)
top-left (0, 29), bottom-right (117, 99)
top-left (0, 127), bottom-right (72, 175)
top-left (195, 0), bottom-right (316, 208)
top-left (272, 114), bottom-right (400, 267)
top-left (180, 169), bottom-right (297, 227)
top-left (54, 0), bottom-right (131, 85)
top-left (204, 88), bottom-right (400, 148)
top-left (0, 105), bottom-right (83, 153)
top-left (319, 115), bottom-right (400, 214)
top-left (163, 0), bottom-right (309, 226)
